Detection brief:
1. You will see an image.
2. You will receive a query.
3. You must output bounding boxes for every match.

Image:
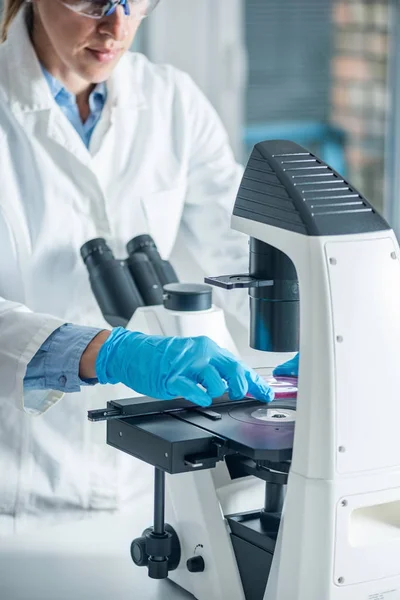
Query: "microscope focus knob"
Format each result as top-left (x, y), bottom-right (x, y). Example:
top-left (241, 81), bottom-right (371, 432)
top-left (186, 555), bottom-right (205, 573)
top-left (131, 535), bottom-right (149, 567)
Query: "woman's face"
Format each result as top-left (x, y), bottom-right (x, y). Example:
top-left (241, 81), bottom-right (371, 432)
top-left (33, 0), bottom-right (142, 84)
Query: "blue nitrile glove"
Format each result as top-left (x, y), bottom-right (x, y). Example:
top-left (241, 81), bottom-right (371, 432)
top-left (96, 328), bottom-right (274, 407)
top-left (273, 353), bottom-right (299, 378)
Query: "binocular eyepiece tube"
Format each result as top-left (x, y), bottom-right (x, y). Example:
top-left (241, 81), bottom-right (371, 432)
top-left (80, 234), bottom-right (179, 328)
top-left (80, 238), bottom-right (145, 328)
top-left (126, 235), bottom-right (178, 288)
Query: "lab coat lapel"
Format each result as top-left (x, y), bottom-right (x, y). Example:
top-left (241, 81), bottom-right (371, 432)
top-left (5, 9), bottom-right (148, 171)
top-left (5, 6), bottom-right (93, 169)
top-left (45, 107), bottom-right (93, 168)
top-left (90, 54), bottom-right (148, 171)
top-left (12, 105), bottom-right (94, 171)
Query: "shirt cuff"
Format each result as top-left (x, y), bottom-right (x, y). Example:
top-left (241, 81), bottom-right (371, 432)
top-left (24, 323), bottom-right (104, 393)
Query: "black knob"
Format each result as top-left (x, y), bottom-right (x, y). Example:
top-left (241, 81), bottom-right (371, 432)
top-left (148, 557), bottom-right (169, 580)
top-left (163, 283), bottom-right (212, 312)
top-left (186, 555), bottom-right (205, 573)
top-left (131, 536), bottom-right (149, 567)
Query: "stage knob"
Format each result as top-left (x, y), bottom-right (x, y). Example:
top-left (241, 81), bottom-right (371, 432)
top-left (186, 555), bottom-right (205, 573)
top-left (131, 536), bottom-right (148, 567)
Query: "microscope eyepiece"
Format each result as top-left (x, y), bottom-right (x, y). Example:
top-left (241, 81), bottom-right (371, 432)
top-left (126, 234), bottom-right (157, 256)
top-left (80, 238), bottom-right (113, 264)
top-left (126, 234), bottom-right (178, 287)
top-left (80, 238), bottom-right (144, 328)
top-left (126, 251), bottom-right (164, 306)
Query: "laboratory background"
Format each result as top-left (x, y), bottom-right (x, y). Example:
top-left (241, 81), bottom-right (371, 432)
top-left (138, 0), bottom-right (397, 216)
top-left (1, 1), bottom-right (400, 599)
top-left (0, 0), bottom-right (394, 313)
top-left (128, 0), bottom-right (400, 348)
top-left (0, 1), bottom-right (397, 335)
top-left (131, 0), bottom-right (397, 218)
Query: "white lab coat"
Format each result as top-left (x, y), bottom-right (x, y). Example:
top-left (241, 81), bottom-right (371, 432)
top-left (0, 8), bottom-right (249, 535)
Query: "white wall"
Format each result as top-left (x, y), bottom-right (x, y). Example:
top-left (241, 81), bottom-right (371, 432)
top-left (145, 0), bottom-right (247, 160)
top-left (146, 0), bottom-right (250, 352)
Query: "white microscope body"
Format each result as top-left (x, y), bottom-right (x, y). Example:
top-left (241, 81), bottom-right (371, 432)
top-left (243, 221), bottom-right (400, 600)
top-left (88, 140), bottom-right (400, 600)
top-left (125, 302), bottom-right (238, 356)
top-left (143, 140), bottom-right (400, 600)
top-left (82, 232), bottom-right (270, 600)
top-left (124, 294), bottom-right (267, 600)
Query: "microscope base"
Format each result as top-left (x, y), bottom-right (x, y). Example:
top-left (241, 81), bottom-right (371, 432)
top-left (230, 535), bottom-right (272, 600)
top-left (227, 510), bottom-right (280, 600)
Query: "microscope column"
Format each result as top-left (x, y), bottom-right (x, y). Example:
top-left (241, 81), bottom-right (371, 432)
top-left (145, 468), bottom-right (171, 579)
top-left (263, 482), bottom-right (284, 513)
top-left (154, 467), bottom-right (166, 535)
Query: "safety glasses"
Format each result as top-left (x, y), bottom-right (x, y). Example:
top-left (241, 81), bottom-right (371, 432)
top-left (58, 0), bottom-right (160, 20)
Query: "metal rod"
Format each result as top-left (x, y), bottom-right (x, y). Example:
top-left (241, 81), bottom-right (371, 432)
top-left (153, 468), bottom-right (165, 535)
top-left (87, 407), bottom-right (121, 422)
top-left (264, 482), bottom-right (284, 513)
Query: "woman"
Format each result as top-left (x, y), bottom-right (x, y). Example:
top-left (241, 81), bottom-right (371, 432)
top-left (0, 0), bottom-right (282, 540)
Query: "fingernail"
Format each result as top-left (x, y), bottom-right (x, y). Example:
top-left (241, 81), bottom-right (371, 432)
top-left (229, 392), bottom-right (244, 401)
top-left (201, 397), bottom-right (213, 407)
top-left (262, 389), bottom-right (274, 402)
top-left (194, 398), bottom-right (206, 406)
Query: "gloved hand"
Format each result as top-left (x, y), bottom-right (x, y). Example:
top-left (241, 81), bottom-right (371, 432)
top-left (96, 328), bottom-right (274, 407)
top-left (273, 352), bottom-right (299, 378)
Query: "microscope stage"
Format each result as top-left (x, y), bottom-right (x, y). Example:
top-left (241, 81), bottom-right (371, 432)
top-left (180, 402), bottom-right (294, 457)
top-left (106, 398), bottom-right (294, 474)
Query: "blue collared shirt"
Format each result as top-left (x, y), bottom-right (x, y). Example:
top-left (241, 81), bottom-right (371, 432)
top-left (24, 324), bottom-right (102, 395)
top-left (41, 67), bottom-right (108, 147)
top-left (24, 69), bottom-right (108, 396)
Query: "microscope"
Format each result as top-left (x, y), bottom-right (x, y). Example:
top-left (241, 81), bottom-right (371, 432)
top-left (88, 140), bottom-right (400, 600)
top-left (80, 233), bottom-right (239, 357)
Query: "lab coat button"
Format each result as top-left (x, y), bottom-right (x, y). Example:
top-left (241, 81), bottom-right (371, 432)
top-left (58, 375), bottom-right (67, 387)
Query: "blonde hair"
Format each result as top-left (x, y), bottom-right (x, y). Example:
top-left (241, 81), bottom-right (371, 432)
top-left (1, 0), bottom-right (25, 42)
